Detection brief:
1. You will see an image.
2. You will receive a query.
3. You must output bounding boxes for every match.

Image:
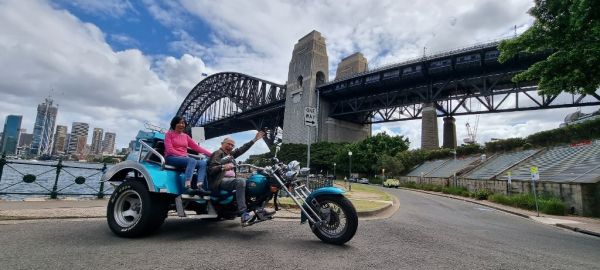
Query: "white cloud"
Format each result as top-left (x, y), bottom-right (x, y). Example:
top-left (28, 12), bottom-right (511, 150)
top-left (0, 1), bottom-right (205, 150)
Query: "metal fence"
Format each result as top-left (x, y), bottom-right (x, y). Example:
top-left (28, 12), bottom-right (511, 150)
top-left (0, 154), bottom-right (110, 199)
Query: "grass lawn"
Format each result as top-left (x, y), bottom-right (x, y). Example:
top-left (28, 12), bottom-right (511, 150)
top-left (274, 181), bottom-right (393, 212)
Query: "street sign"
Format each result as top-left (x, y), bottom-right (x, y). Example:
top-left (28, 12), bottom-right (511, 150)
top-left (304, 106), bottom-right (317, 127)
top-left (530, 166), bottom-right (539, 181)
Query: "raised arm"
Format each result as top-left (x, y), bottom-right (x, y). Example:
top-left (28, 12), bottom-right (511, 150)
top-left (186, 134), bottom-right (212, 156)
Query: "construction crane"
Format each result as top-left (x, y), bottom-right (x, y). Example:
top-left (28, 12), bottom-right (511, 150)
top-left (464, 114), bottom-right (479, 144)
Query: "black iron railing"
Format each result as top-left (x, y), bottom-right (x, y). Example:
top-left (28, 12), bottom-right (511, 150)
top-left (0, 154), bottom-right (110, 199)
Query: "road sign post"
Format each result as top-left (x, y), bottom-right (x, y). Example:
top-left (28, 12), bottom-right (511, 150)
top-left (530, 166), bottom-right (540, 217)
top-left (304, 107), bottom-right (317, 187)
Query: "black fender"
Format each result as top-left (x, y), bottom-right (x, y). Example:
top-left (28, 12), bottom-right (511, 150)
top-left (101, 160), bottom-right (156, 191)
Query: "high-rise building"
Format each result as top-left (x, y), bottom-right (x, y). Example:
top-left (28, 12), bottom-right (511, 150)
top-left (1, 115), bottom-right (23, 155)
top-left (68, 122), bottom-right (89, 155)
top-left (31, 98), bottom-right (58, 156)
top-left (90, 128), bottom-right (104, 155)
top-left (52, 125), bottom-right (68, 155)
top-left (17, 130), bottom-right (33, 157)
top-left (102, 132), bottom-right (116, 155)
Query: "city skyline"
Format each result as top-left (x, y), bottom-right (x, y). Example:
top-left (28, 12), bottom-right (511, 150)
top-left (0, 106), bottom-right (119, 157)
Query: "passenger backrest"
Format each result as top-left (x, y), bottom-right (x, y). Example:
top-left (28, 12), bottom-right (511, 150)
top-left (146, 140), bottom-right (165, 163)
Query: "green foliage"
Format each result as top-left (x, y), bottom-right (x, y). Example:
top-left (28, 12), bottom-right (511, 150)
top-left (489, 193), bottom-right (566, 215)
top-left (441, 186), bottom-right (470, 196)
top-left (456, 143), bottom-right (484, 156)
top-left (377, 154), bottom-right (405, 177)
top-left (526, 117), bottom-right (600, 147)
top-left (471, 189), bottom-right (493, 200)
top-left (334, 132), bottom-right (409, 176)
top-left (485, 138), bottom-right (526, 153)
top-left (540, 197), bottom-right (567, 215)
top-left (498, 0), bottom-right (600, 95)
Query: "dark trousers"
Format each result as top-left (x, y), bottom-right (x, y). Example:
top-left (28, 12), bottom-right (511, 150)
top-left (220, 178), bottom-right (247, 213)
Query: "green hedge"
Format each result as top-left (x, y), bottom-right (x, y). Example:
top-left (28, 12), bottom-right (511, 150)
top-left (489, 193), bottom-right (566, 215)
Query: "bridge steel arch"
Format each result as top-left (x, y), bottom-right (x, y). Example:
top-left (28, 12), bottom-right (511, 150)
top-left (176, 72), bottom-right (286, 140)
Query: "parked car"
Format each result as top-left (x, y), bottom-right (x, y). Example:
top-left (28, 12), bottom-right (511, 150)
top-left (358, 178), bottom-right (369, 184)
top-left (383, 178), bottom-right (400, 188)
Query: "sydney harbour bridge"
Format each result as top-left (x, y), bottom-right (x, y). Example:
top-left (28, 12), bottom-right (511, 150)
top-left (176, 31), bottom-right (600, 148)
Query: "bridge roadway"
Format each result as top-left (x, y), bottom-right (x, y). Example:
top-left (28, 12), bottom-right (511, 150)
top-left (1, 188), bottom-right (598, 269)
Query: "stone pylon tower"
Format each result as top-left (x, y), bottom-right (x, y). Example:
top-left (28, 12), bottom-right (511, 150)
top-left (421, 103), bottom-right (439, 150)
top-left (282, 31), bottom-right (328, 144)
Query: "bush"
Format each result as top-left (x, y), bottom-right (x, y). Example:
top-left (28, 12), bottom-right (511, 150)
top-left (489, 193), bottom-right (566, 215)
top-left (489, 193), bottom-right (511, 205)
top-left (442, 186), bottom-right (469, 196)
top-left (540, 197), bottom-right (567, 215)
top-left (471, 189), bottom-right (493, 200)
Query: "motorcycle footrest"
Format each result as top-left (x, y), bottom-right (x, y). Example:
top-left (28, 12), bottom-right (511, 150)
top-left (175, 196), bottom-right (187, 217)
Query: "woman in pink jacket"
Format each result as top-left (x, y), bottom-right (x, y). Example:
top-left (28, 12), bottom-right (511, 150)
top-left (165, 116), bottom-right (212, 194)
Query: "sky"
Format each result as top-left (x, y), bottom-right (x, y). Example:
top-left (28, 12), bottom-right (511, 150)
top-left (0, 0), bottom-right (598, 161)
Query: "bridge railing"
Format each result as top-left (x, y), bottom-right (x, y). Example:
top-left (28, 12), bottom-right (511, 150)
top-left (0, 154), bottom-right (111, 200)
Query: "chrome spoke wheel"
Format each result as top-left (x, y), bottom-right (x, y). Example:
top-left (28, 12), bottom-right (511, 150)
top-left (317, 200), bottom-right (347, 237)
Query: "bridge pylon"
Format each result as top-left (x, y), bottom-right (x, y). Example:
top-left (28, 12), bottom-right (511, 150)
top-left (283, 30), bottom-right (370, 144)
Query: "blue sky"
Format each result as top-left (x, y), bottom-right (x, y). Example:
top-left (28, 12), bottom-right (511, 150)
top-left (1, 0), bottom-right (598, 160)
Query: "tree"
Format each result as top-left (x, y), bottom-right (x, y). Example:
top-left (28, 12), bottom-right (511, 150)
top-left (498, 0), bottom-right (600, 95)
top-left (377, 154), bottom-right (404, 177)
top-left (334, 132), bottom-right (410, 176)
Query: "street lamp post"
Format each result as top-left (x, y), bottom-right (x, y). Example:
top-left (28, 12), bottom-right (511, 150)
top-left (348, 151), bottom-right (352, 191)
top-left (333, 162), bottom-right (336, 180)
top-left (382, 168), bottom-right (385, 186)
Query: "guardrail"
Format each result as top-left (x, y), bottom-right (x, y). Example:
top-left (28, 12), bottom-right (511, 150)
top-left (0, 154), bottom-right (109, 199)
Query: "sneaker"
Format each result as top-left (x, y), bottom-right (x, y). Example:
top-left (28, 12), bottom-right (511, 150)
top-left (241, 211), bottom-right (255, 223)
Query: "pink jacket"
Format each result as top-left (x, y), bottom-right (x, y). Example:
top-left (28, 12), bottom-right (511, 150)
top-left (164, 131), bottom-right (211, 158)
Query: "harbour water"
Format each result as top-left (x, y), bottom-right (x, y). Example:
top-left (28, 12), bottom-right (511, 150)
top-left (0, 159), bottom-right (113, 201)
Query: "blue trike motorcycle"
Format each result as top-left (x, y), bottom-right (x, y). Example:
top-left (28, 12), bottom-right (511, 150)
top-left (101, 129), bottom-right (358, 245)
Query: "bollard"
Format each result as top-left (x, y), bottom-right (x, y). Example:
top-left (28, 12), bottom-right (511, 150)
top-left (50, 159), bottom-right (63, 199)
top-left (0, 153), bottom-right (5, 185)
top-left (97, 163), bottom-right (107, 199)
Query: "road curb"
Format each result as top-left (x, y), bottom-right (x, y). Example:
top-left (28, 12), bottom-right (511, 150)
top-left (398, 187), bottom-right (600, 238)
top-left (555, 223), bottom-right (600, 238)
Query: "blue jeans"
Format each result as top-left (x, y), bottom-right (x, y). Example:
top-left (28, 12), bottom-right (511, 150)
top-left (165, 156), bottom-right (207, 188)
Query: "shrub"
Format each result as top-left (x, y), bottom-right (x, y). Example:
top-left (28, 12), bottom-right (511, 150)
top-left (442, 186), bottom-right (469, 196)
top-left (489, 193), bottom-right (511, 205)
top-left (472, 189), bottom-right (493, 200)
top-left (540, 197), bottom-right (566, 215)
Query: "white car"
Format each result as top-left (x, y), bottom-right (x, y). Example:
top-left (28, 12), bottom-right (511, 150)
top-left (357, 178), bottom-right (369, 184)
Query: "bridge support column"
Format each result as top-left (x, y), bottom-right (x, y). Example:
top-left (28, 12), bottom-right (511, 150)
top-left (283, 30), bottom-right (370, 144)
top-left (421, 103), bottom-right (439, 150)
top-left (442, 116), bottom-right (457, 149)
top-left (282, 31), bottom-right (328, 144)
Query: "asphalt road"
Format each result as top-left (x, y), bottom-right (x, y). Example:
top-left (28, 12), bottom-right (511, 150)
top-left (1, 188), bottom-right (598, 270)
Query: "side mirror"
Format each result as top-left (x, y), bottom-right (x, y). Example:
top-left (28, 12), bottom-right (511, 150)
top-left (191, 127), bottom-right (205, 144)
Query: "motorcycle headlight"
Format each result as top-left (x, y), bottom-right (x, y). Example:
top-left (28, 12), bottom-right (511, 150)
top-left (288, 160), bottom-right (300, 171)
